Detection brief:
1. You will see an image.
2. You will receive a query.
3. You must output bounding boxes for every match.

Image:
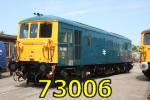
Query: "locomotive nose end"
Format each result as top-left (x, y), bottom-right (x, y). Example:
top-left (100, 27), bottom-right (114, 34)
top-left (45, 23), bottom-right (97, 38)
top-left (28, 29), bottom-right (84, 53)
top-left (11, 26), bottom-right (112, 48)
top-left (140, 62), bottom-right (149, 71)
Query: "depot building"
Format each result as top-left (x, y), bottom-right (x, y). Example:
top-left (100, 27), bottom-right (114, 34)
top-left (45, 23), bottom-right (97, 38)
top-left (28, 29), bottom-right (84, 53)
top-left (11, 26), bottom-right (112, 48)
top-left (0, 33), bottom-right (16, 65)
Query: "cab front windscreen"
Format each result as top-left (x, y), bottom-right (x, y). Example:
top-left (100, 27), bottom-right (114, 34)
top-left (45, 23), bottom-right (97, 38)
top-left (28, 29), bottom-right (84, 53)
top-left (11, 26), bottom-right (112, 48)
top-left (19, 23), bottom-right (52, 38)
top-left (20, 24), bottom-right (28, 38)
top-left (144, 33), bottom-right (150, 45)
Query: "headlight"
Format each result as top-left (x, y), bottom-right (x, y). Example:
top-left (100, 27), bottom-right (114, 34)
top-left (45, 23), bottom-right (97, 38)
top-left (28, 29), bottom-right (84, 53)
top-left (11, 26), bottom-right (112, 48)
top-left (40, 64), bottom-right (47, 72)
top-left (140, 62), bottom-right (149, 71)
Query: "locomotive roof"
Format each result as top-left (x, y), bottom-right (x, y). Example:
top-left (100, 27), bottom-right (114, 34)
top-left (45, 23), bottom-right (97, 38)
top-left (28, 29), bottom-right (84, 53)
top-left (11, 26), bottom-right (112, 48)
top-left (21, 15), bottom-right (130, 41)
top-left (141, 29), bottom-right (150, 34)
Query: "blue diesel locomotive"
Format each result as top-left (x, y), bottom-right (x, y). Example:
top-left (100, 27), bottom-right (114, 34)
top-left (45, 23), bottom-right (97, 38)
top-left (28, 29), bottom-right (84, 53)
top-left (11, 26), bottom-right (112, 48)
top-left (9, 15), bottom-right (133, 83)
top-left (0, 41), bottom-right (6, 71)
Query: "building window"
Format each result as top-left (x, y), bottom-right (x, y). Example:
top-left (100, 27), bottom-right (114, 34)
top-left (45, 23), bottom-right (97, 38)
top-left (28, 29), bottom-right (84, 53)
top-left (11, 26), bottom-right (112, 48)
top-left (4, 42), bottom-right (9, 57)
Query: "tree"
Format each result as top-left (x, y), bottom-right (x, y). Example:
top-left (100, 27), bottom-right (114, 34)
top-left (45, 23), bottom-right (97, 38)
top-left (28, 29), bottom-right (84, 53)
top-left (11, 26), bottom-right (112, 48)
top-left (132, 45), bottom-right (139, 53)
top-left (0, 31), bottom-right (4, 35)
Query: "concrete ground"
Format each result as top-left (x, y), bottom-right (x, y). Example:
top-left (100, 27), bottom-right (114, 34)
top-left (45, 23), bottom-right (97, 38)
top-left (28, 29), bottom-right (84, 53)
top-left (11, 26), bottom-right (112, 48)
top-left (0, 63), bottom-right (149, 100)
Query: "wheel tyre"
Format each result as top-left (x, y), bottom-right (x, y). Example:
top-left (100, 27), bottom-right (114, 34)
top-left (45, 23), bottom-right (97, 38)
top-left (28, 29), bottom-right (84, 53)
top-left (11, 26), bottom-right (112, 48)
top-left (81, 70), bottom-right (86, 80)
top-left (116, 67), bottom-right (121, 74)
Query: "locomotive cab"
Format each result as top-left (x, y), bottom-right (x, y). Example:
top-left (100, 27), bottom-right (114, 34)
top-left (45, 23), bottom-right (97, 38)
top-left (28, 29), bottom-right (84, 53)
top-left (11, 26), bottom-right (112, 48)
top-left (9, 20), bottom-right (59, 83)
top-left (140, 30), bottom-right (150, 78)
top-left (17, 21), bottom-right (58, 63)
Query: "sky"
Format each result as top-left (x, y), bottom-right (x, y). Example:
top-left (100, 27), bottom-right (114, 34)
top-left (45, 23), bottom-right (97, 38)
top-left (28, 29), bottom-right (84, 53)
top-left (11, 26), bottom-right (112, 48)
top-left (0, 0), bottom-right (150, 45)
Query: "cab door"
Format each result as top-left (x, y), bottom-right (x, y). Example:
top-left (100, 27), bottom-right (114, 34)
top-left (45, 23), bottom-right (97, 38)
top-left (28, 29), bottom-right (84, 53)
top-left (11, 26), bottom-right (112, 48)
top-left (74, 30), bottom-right (82, 65)
top-left (67, 30), bottom-right (74, 66)
top-left (59, 28), bottom-right (74, 66)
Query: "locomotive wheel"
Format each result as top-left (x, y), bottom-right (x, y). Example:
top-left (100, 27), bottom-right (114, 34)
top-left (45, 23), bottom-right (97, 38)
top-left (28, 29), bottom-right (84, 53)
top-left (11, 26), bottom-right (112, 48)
top-left (81, 70), bottom-right (86, 80)
top-left (60, 70), bottom-right (71, 85)
top-left (115, 65), bottom-right (126, 74)
top-left (124, 63), bottom-right (132, 73)
top-left (125, 66), bottom-right (130, 73)
top-left (116, 66), bottom-right (121, 74)
top-left (121, 65), bottom-right (127, 73)
top-left (80, 68), bottom-right (92, 80)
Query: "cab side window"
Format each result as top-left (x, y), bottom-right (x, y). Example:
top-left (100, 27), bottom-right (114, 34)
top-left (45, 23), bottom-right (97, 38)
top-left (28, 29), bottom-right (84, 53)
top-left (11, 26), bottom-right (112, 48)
top-left (144, 33), bottom-right (150, 45)
top-left (68, 32), bottom-right (72, 43)
top-left (61, 32), bottom-right (67, 43)
top-left (60, 31), bottom-right (72, 43)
